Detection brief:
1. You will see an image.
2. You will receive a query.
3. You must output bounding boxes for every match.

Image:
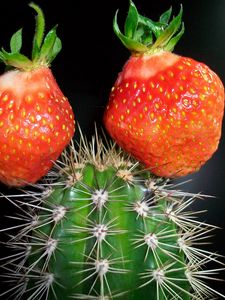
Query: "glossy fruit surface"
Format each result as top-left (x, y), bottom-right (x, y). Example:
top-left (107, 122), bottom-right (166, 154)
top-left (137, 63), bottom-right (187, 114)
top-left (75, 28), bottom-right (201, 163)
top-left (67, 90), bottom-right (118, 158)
top-left (104, 51), bottom-right (224, 177)
top-left (104, 1), bottom-right (224, 177)
top-left (0, 3), bottom-right (75, 186)
top-left (0, 67), bottom-right (74, 186)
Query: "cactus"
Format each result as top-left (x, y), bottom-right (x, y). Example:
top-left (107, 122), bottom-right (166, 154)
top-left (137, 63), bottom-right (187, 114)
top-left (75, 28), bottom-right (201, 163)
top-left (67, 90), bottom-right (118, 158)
top-left (0, 130), bottom-right (224, 300)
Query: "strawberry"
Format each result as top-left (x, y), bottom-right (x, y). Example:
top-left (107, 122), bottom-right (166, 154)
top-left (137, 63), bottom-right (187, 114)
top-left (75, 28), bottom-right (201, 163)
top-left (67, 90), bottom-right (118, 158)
top-left (104, 1), bottom-right (224, 178)
top-left (0, 3), bottom-right (75, 186)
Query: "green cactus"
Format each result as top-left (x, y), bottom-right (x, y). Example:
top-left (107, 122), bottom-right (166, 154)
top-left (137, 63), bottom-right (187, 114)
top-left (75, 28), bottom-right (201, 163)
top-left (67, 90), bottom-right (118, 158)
top-left (0, 130), bottom-right (224, 300)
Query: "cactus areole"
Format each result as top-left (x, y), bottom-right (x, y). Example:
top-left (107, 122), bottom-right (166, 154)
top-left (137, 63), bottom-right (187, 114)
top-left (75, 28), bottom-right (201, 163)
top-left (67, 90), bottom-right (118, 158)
top-left (1, 131), bottom-right (224, 300)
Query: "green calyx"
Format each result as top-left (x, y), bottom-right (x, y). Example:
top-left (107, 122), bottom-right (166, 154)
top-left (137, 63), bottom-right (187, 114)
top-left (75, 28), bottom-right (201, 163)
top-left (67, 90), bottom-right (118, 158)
top-left (114, 0), bottom-right (184, 54)
top-left (0, 2), bottom-right (62, 71)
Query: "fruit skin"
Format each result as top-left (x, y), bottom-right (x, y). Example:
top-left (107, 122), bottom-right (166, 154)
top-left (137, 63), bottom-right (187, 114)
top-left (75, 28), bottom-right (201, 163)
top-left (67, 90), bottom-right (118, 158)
top-left (0, 66), bottom-right (75, 186)
top-left (0, 131), bottom-right (224, 300)
top-left (0, 3), bottom-right (75, 186)
top-left (104, 50), bottom-right (224, 178)
top-left (104, 1), bottom-right (225, 178)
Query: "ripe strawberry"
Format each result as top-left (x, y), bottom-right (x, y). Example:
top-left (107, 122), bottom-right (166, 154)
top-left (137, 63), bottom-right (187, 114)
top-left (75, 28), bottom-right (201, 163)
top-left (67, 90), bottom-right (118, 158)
top-left (104, 1), bottom-right (224, 178)
top-left (0, 3), bottom-right (75, 186)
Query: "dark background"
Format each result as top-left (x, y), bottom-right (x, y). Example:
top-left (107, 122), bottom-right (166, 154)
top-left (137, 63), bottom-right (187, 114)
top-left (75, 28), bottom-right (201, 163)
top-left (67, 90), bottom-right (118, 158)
top-left (0, 0), bottom-right (224, 297)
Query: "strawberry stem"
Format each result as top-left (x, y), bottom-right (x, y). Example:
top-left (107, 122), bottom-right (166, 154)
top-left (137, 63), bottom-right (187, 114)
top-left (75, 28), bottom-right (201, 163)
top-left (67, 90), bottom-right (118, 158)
top-left (0, 2), bottom-right (62, 71)
top-left (114, 0), bottom-right (184, 54)
top-left (29, 2), bottom-right (45, 61)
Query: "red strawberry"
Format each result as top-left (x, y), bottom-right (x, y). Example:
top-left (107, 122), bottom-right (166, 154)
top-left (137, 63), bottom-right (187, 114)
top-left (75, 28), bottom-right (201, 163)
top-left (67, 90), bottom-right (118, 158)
top-left (0, 3), bottom-right (75, 186)
top-left (104, 1), bottom-right (224, 178)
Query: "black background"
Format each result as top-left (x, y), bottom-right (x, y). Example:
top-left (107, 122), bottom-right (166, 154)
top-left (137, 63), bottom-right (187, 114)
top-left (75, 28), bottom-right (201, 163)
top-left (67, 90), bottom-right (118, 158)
top-left (0, 0), bottom-right (225, 297)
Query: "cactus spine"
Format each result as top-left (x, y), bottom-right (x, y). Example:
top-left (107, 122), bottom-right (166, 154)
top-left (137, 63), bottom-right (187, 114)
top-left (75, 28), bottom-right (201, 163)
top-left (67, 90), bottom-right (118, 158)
top-left (0, 131), bottom-right (224, 300)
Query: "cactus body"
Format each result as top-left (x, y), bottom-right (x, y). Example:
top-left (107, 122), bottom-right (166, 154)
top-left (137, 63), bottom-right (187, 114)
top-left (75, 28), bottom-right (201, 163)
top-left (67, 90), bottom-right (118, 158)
top-left (0, 132), bottom-right (224, 300)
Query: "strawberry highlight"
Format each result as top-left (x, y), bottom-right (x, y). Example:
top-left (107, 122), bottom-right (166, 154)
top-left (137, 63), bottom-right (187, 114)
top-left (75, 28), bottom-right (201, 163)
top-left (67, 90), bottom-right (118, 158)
top-left (104, 0), bottom-right (224, 178)
top-left (0, 3), bottom-right (75, 186)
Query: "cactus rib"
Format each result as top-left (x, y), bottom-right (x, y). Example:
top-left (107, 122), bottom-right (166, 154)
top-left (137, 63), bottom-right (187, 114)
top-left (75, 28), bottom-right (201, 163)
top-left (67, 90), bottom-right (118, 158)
top-left (0, 129), bottom-right (224, 300)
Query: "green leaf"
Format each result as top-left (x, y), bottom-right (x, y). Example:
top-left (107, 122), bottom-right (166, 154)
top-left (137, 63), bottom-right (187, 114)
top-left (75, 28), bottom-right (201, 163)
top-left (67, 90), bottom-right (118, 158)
top-left (124, 0), bottom-right (138, 39)
top-left (113, 2), bottom-right (184, 54)
top-left (10, 28), bottom-right (23, 53)
top-left (38, 27), bottom-right (62, 64)
top-left (29, 2), bottom-right (45, 60)
top-left (141, 29), bottom-right (153, 46)
top-left (48, 37), bottom-right (62, 63)
top-left (152, 5), bottom-right (183, 50)
top-left (160, 7), bottom-right (172, 24)
top-left (114, 10), bottom-right (148, 52)
top-left (1, 51), bottom-right (32, 69)
top-left (138, 15), bottom-right (164, 39)
top-left (0, 51), bottom-right (5, 62)
top-left (0, 3), bottom-right (61, 70)
top-left (39, 26), bottom-right (57, 62)
top-left (133, 25), bottom-right (153, 45)
top-left (165, 22), bottom-right (185, 51)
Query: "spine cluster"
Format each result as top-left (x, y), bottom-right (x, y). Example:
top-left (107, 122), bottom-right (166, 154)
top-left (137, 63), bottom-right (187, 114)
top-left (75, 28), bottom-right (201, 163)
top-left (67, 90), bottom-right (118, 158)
top-left (0, 132), bottom-right (224, 300)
